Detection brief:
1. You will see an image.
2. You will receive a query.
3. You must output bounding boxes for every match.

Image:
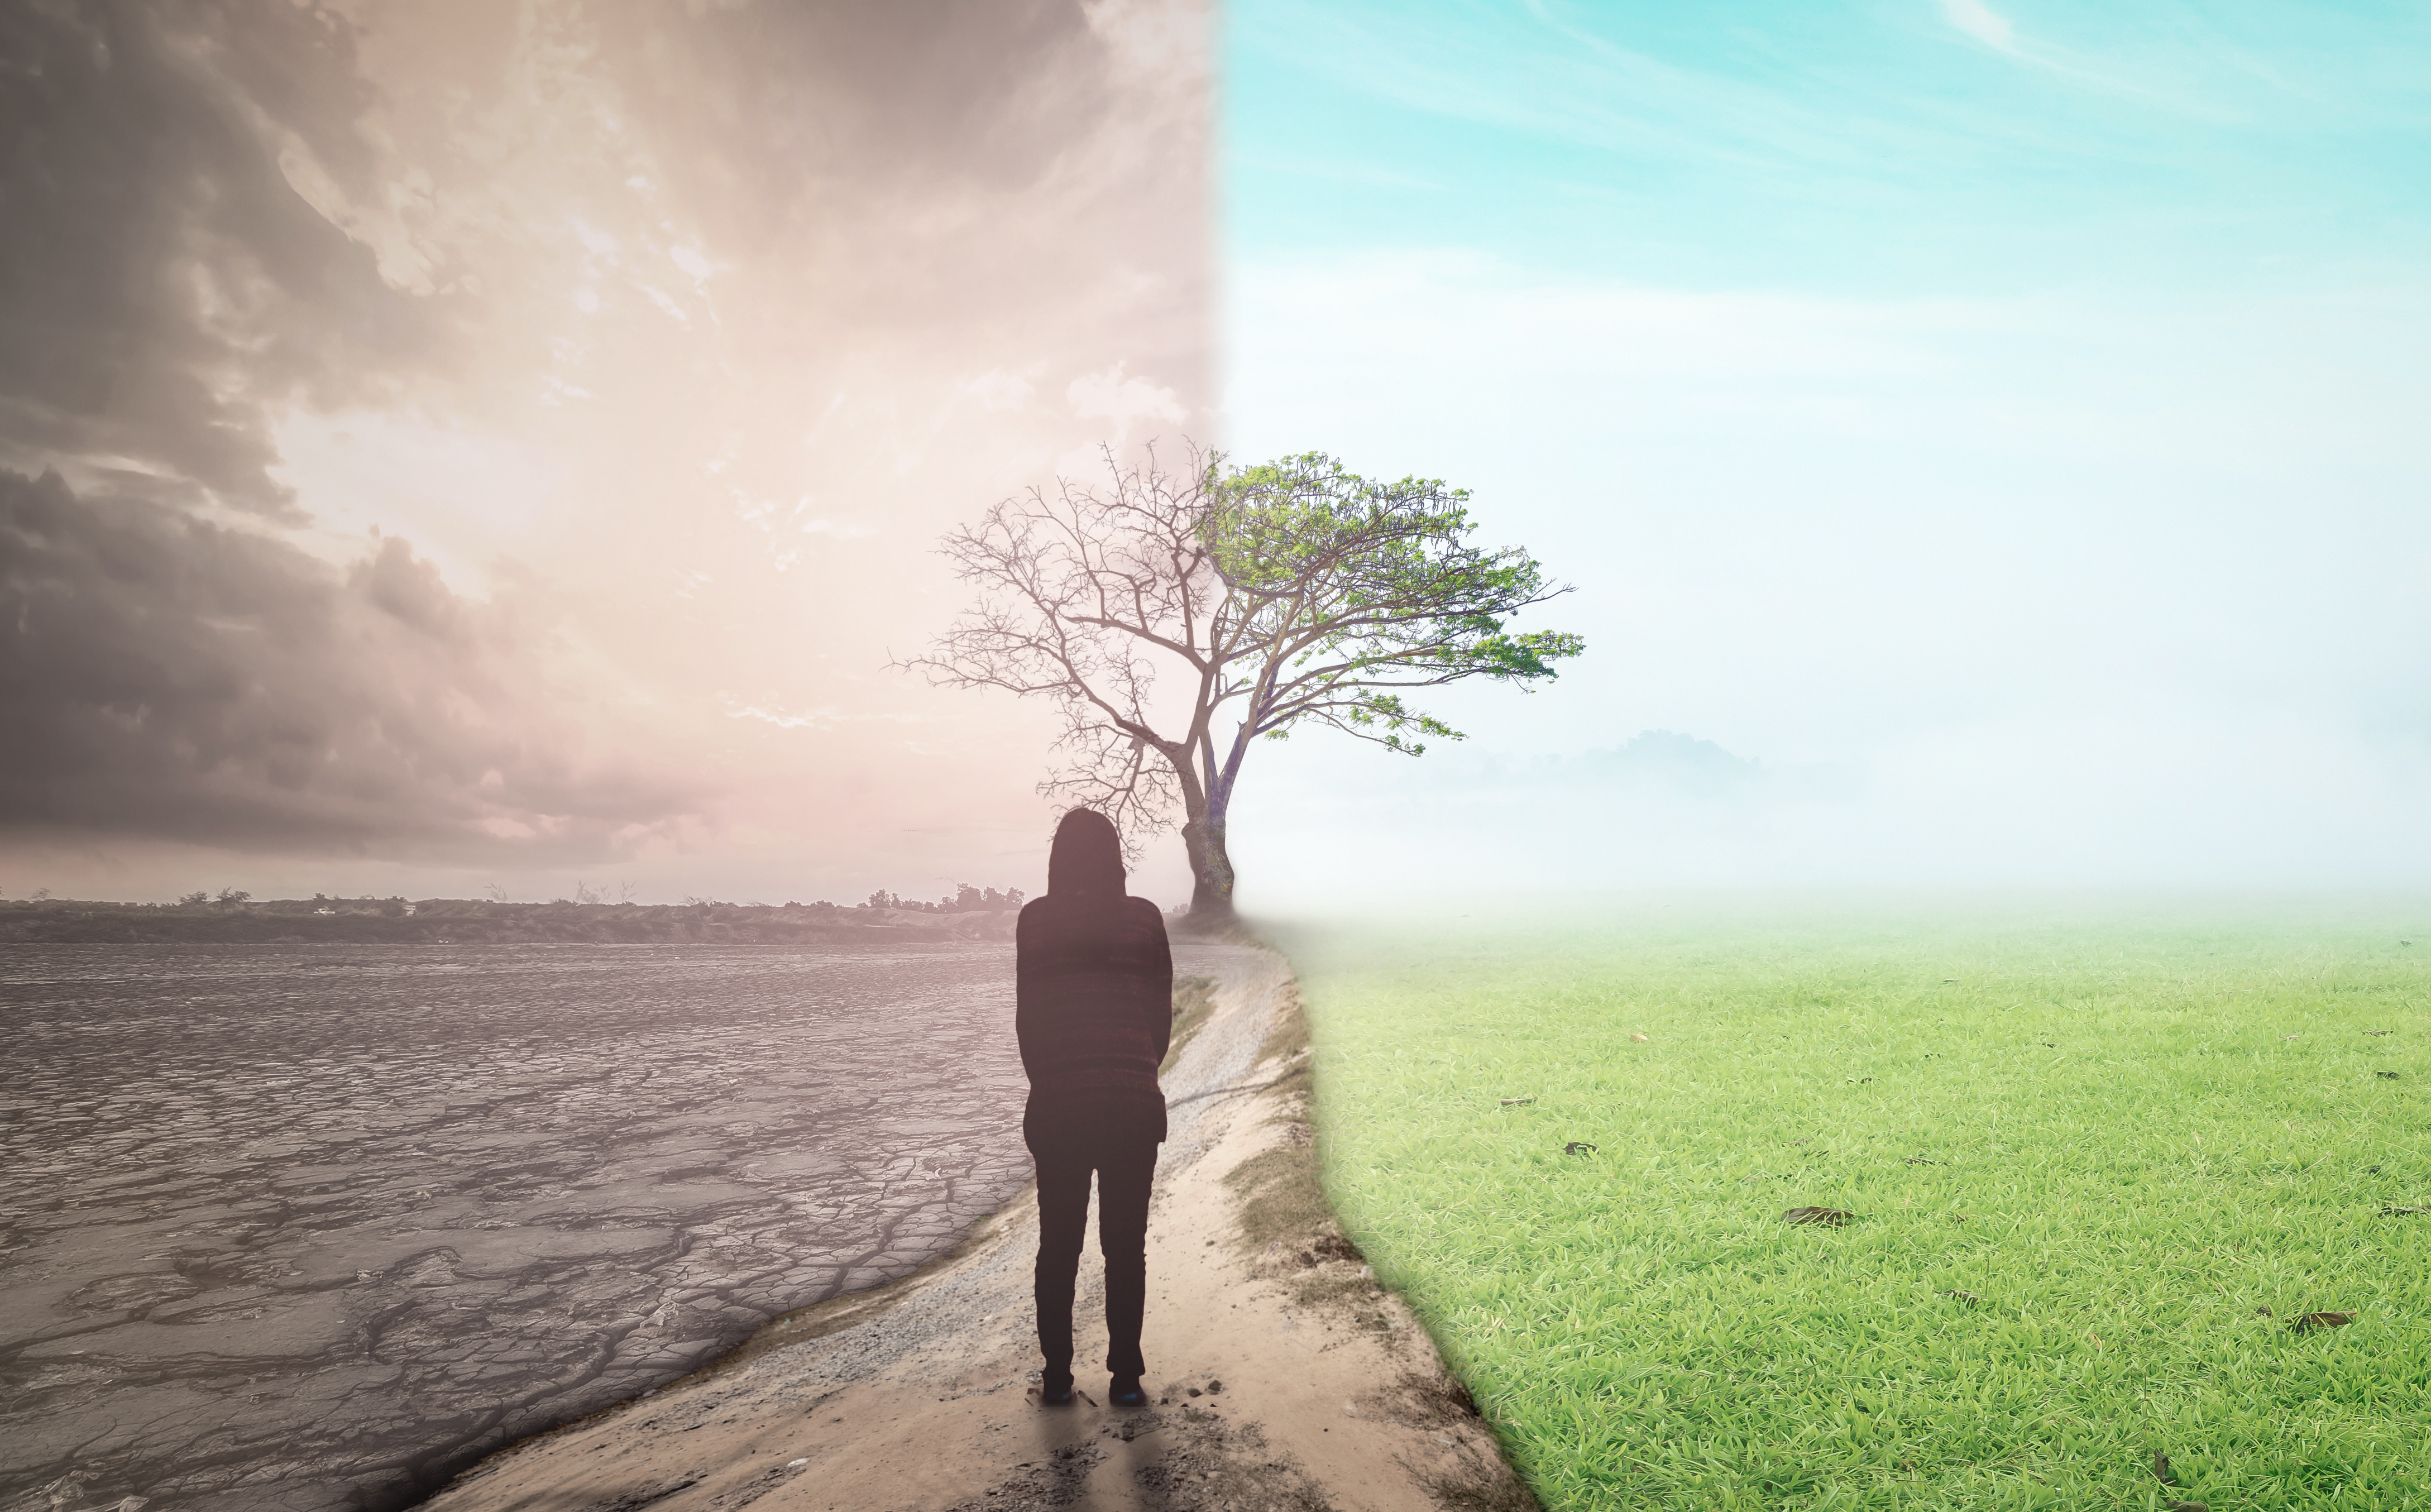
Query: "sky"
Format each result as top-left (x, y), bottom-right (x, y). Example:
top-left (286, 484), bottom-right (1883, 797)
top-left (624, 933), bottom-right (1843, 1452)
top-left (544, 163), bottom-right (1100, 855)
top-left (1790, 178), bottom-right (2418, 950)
top-left (0, 0), bottom-right (1212, 907)
top-left (2, 0), bottom-right (2427, 910)
top-left (1222, 0), bottom-right (2431, 907)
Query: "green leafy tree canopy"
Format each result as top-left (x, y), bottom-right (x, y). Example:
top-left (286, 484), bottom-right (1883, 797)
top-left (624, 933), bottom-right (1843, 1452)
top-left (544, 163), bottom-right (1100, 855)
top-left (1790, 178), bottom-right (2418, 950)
top-left (902, 445), bottom-right (1584, 918)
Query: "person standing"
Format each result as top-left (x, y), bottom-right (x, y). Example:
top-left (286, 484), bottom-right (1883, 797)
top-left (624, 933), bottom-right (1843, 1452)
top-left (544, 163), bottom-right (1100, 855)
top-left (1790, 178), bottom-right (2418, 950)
top-left (1016, 807), bottom-right (1173, 1408)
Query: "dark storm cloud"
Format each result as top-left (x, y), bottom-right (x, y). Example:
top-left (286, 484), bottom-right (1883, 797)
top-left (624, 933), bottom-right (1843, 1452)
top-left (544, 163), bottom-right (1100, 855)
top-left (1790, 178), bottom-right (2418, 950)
top-left (0, 0), bottom-right (1212, 881)
top-left (627, 1), bottom-right (1113, 198)
top-left (0, 0), bottom-right (451, 521)
top-left (600, 0), bottom-right (1209, 370)
top-left (0, 468), bottom-right (700, 856)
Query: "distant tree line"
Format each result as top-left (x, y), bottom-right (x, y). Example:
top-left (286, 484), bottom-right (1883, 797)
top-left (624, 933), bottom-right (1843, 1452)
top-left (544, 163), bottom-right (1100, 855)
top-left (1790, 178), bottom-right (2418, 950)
top-left (861, 884), bottom-right (1026, 913)
top-left (0, 891), bottom-right (1032, 945)
top-left (9, 883), bottom-right (1029, 914)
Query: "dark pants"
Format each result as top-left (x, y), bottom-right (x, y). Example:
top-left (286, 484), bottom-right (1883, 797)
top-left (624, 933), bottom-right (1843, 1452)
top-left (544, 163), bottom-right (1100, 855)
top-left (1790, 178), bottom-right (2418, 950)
top-left (1026, 1126), bottom-right (1159, 1387)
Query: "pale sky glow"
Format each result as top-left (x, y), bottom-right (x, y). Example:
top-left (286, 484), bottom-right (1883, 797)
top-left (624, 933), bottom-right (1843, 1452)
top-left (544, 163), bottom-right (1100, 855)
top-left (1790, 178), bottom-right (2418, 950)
top-left (1934, 0), bottom-right (2017, 52)
top-left (1222, 0), bottom-right (2431, 908)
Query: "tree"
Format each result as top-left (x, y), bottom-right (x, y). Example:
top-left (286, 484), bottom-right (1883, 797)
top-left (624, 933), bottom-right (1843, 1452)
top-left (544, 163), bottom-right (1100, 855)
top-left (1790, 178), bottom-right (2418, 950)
top-left (902, 446), bottom-right (1584, 920)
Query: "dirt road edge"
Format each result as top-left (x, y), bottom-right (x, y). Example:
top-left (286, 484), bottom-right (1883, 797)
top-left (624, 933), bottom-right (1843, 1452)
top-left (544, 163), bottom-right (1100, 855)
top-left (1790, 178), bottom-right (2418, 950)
top-left (423, 946), bottom-right (1536, 1512)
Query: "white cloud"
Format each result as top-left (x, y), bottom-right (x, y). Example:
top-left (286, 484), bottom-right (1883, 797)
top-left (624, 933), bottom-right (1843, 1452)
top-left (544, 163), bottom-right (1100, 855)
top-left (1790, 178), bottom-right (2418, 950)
top-left (571, 219), bottom-right (621, 259)
top-left (726, 703), bottom-right (837, 730)
top-left (1083, 0), bottom-right (1203, 77)
top-left (272, 409), bottom-right (568, 587)
top-left (723, 698), bottom-right (923, 730)
top-left (1067, 361), bottom-right (1187, 437)
top-left (961, 366), bottom-right (1041, 412)
top-left (1933, 0), bottom-right (2016, 52)
top-left (800, 516), bottom-right (875, 539)
top-left (639, 283), bottom-right (691, 326)
top-left (273, 138), bottom-right (441, 295)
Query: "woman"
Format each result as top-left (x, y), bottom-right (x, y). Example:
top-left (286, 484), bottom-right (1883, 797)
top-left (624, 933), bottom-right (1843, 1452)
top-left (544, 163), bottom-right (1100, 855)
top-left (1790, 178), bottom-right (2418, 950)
top-left (1016, 807), bottom-right (1173, 1408)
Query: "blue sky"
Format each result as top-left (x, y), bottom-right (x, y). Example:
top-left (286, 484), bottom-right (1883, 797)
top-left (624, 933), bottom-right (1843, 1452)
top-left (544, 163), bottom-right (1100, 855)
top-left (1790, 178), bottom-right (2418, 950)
top-left (1228, 0), bottom-right (2431, 294)
top-left (1219, 1), bottom-right (2431, 902)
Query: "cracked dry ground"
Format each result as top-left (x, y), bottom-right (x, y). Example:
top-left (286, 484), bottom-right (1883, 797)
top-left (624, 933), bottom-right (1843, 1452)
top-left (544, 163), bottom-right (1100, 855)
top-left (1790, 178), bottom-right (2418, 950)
top-left (0, 941), bottom-right (1251, 1512)
top-left (423, 949), bottom-right (1537, 1512)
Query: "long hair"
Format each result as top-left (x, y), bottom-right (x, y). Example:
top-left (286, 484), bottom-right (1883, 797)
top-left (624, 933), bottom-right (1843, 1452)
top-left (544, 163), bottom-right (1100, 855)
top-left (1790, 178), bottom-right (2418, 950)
top-left (1046, 807), bottom-right (1126, 904)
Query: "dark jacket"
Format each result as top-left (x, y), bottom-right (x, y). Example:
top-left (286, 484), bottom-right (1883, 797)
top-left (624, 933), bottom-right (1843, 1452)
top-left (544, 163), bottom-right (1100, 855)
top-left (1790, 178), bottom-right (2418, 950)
top-left (1015, 893), bottom-right (1173, 1143)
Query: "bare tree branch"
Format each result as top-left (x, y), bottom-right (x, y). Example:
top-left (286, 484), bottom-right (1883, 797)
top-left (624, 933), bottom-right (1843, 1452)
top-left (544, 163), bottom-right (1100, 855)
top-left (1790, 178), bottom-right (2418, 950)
top-left (895, 446), bottom-right (1585, 917)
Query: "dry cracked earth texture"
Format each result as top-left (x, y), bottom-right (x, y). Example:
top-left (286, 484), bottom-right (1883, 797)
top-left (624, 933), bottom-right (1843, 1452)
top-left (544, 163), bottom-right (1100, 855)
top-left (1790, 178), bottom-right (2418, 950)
top-left (0, 940), bottom-right (1255, 1512)
top-left (420, 947), bottom-right (1535, 1512)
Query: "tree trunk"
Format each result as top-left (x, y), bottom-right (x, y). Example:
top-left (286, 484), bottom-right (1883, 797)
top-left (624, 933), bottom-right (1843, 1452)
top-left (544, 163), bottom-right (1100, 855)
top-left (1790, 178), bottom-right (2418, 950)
top-left (1181, 808), bottom-right (1236, 925)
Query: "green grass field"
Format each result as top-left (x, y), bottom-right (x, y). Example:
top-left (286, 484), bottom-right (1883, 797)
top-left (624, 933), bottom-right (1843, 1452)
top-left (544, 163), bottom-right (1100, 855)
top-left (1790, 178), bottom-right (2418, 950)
top-left (1277, 902), bottom-right (2431, 1510)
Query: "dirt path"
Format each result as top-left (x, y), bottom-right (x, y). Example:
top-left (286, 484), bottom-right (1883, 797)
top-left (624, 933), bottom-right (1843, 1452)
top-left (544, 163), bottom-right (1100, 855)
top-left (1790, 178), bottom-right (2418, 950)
top-left (422, 945), bottom-right (1534, 1512)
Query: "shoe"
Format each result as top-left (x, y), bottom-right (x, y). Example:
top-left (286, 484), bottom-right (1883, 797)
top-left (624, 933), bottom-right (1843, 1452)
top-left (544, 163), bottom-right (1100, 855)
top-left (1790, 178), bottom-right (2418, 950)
top-left (1109, 1375), bottom-right (1147, 1408)
top-left (1039, 1380), bottom-right (1074, 1406)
